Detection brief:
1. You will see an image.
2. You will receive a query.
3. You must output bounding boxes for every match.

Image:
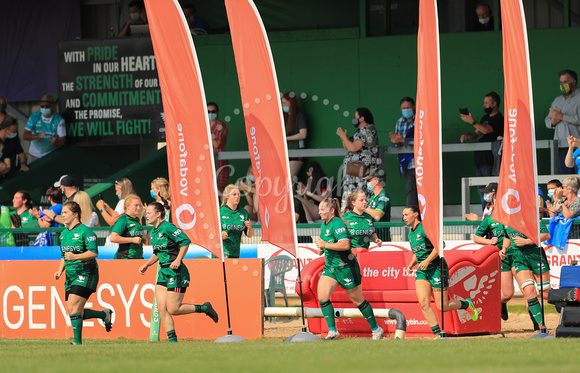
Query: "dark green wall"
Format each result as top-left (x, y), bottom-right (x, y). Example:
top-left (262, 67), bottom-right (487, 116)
top-left (194, 27), bottom-right (579, 205)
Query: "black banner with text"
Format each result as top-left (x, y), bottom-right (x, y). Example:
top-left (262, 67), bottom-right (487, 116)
top-left (58, 38), bottom-right (165, 145)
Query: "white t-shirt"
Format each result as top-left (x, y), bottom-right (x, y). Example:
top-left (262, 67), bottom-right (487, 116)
top-left (115, 199), bottom-right (125, 215)
top-left (85, 211), bottom-right (99, 227)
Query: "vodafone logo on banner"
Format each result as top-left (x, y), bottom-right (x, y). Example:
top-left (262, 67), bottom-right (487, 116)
top-left (175, 204), bottom-right (196, 230)
top-left (500, 189), bottom-right (521, 215)
top-left (417, 193), bottom-right (427, 219)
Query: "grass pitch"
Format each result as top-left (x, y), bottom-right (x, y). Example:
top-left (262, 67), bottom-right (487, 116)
top-left (0, 336), bottom-right (578, 373)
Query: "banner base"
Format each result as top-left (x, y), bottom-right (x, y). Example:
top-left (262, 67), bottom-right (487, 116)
top-left (214, 329), bottom-right (246, 343)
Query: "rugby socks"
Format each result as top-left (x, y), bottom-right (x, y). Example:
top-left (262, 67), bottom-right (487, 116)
top-left (431, 325), bottom-right (441, 336)
top-left (459, 300), bottom-right (469, 310)
top-left (167, 330), bottom-right (178, 343)
top-left (194, 304), bottom-right (208, 313)
top-left (70, 313), bottom-right (83, 345)
top-left (320, 300), bottom-right (336, 331)
top-left (357, 300), bottom-right (378, 331)
top-left (527, 298), bottom-right (543, 328)
top-left (83, 309), bottom-right (106, 320)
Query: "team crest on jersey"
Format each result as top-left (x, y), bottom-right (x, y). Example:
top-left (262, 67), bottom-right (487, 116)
top-left (366, 219), bottom-right (373, 225)
top-left (326, 229), bottom-right (330, 235)
top-left (129, 223), bottom-right (135, 227)
top-left (169, 278), bottom-right (175, 284)
top-left (158, 233), bottom-right (164, 239)
top-left (344, 278), bottom-right (352, 285)
top-left (240, 215), bottom-right (245, 221)
top-left (434, 277), bottom-right (441, 284)
top-left (417, 234), bottom-right (421, 239)
top-left (78, 275), bottom-right (85, 281)
top-left (74, 233), bottom-right (80, 240)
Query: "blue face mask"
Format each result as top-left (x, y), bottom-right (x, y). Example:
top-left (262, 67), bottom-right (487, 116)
top-left (402, 109), bottom-right (414, 119)
top-left (352, 118), bottom-right (360, 128)
top-left (208, 113), bottom-right (217, 121)
top-left (7, 132), bottom-right (17, 139)
top-left (40, 108), bottom-right (52, 116)
top-left (118, 194), bottom-right (121, 200)
top-left (483, 193), bottom-right (492, 203)
top-left (150, 190), bottom-right (156, 199)
top-left (547, 189), bottom-right (555, 199)
top-left (366, 182), bottom-right (374, 192)
top-left (130, 12), bottom-right (140, 21)
top-left (282, 106), bottom-right (290, 113)
top-left (249, 175), bottom-right (255, 182)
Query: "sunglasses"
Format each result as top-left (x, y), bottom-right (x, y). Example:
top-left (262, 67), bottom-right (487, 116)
top-left (208, 110), bottom-right (218, 114)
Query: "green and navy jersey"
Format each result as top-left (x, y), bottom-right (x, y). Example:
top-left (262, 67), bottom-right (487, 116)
top-left (220, 205), bottom-right (250, 258)
top-left (151, 221), bottom-right (191, 265)
top-left (408, 222), bottom-right (440, 270)
top-left (320, 217), bottom-right (355, 268)
top-left (504, 224), bottom-right (549, 251)
top-left (475, 215), bottom-right (506, 250)
top-left (343, 211), bottom-right (375, 249)
top-left (60, 223), bottom-right (98, 270)
top-left (112, 214), bottom-right (144, 259)
top-left (369, 189), bottom-right (391, 223)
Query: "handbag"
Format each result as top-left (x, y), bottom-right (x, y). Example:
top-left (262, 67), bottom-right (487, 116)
top-left (346, 162), bottom-right (367, 177)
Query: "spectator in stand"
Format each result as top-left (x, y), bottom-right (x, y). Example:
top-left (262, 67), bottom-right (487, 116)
top-left (564, 135), bottom-right (580, 173)
top-left (282, 92), bottom-right (308, 182)
top-left (472, 3), bottom-right (495, 32)
top-left (0, 117), bottom-right (28, 174)
top-left (390, 97), bottom-right (418, 206)
top-left (150, 177), bottom-right (171, 222)
top-left (237, 166), bottom-right (259, 223)
top-left (460, 92), bottom-right (504, 210)
top-left (96, 178), bottom-right (137, 226)
top-left (23, 95), bottom-right (66, 162)
top-left (337, 107), bottom-right (379, 210)
top-left (546, 176), bottom-right (580, 219)
top-left (11, 190), bottom-right (38, 228)
top-left (74, 191), bottom-right (100, 228)
top-left (44, 176), bottom-right (78, 226)
top-left (208, 102), bottom-right (229, 192)
top-left (545, 69), bottom-right (580, 174)
top-left (465, 182), bottom-right (497, 221)
top-left (182, 3), bottom-right (210, 34)
top-left (30, 187), bottom-right (63, 228)
top-left (295, 161), bottom-right (331, 222)
top-left (543, 179), bottom-right (562, 215)
top-left (364, 168), bottom-right (391, 242)
top-left (117, 0), bottom-right (147, 37)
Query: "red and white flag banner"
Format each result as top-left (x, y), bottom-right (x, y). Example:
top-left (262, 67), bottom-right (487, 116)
top-left (225, 0), bottom-right (297, 257)
top-left (415, 0), bottom-right (443, 256)
top-left (145, 0), bottom-right (223, 258)
top-left (492, 0), bottom-right (540, 245)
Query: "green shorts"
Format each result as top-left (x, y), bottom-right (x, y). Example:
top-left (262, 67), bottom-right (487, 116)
top-left (65, 266), bottom-right (99, 294)
top-left (415, 259), bottom-right (449, 289)
top-left (321, 263), bottom-right (362, 289)
top-left (512, 246), bottom-right (550, 275)
top-left (157, 264), bottom-right (190, 291)
top-left (501, 251), bottom-right (514, 272)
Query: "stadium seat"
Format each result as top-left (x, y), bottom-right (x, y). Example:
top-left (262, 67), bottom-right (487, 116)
top-left (264, 255), bottom-right (293, 311)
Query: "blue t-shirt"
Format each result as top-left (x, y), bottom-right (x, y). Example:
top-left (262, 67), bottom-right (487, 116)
top-left (573, 148), bottom-right (580, 172)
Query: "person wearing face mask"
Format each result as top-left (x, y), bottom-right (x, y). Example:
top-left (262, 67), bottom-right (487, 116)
top-left (472, 3), bottom-right (495, 32)
top-left (282, 92), bottom-right (308, 182)
top-left (237, 166), bottom-right (259, 223)
top-left (208, 102), bottom-right (229, 192)
top-left (337, 107), bottom-right (379, 211)
top-left (150, 177), bottom-right (171, 222)
top-left (547, 69), bottom-right (580, 174)
top-left (182, 3), bottom-right (210, 34)
top-left (0, 117), bottom-right (28, 174)
top-left (390, 96), bottom-right (418, 206)
top-left (96, 178), bottom-right (137, 227)
top-left (117, 0), bottom-right (147, 37)
top-left (363, 168), bottom-right (391, 242)
top-left (460, 91), bottom-right (504, 210)
top-left (23, 95), bottom-right (66, 163)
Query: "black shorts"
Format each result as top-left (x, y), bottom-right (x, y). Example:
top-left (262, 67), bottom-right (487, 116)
top-left (65, 285), bottom-right (94, 301)
top-left (156, 281), bottom-right (187, 293)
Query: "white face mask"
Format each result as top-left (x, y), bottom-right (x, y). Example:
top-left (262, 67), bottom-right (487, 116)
top-left (130, 12), bottom-right (140, 21)
top-left (479, 17), bottom-right (490, 25)
top-left (7, 132), bottom-right (17, 139)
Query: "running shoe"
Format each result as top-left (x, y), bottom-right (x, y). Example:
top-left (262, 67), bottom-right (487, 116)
top-left (466, 298), bottom-right (479, 322)
top-left (203, 302), bottom-right (219, 323)
top-left (501, 302), bottom-right (508, 321)
top-left (103, 308), bottom-right (113, 332)
top-left (431, 334), bottom-right (441, 340)
top-left (325, 330), bottom-right (340, 340)
top-left (371, 326), bottom-right (384, 340)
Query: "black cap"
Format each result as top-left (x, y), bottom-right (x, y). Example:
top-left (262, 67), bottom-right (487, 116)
top-left (59, 176), bottom-right (75, 187)
top-left (479, 182), bottom-right (497, 193)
